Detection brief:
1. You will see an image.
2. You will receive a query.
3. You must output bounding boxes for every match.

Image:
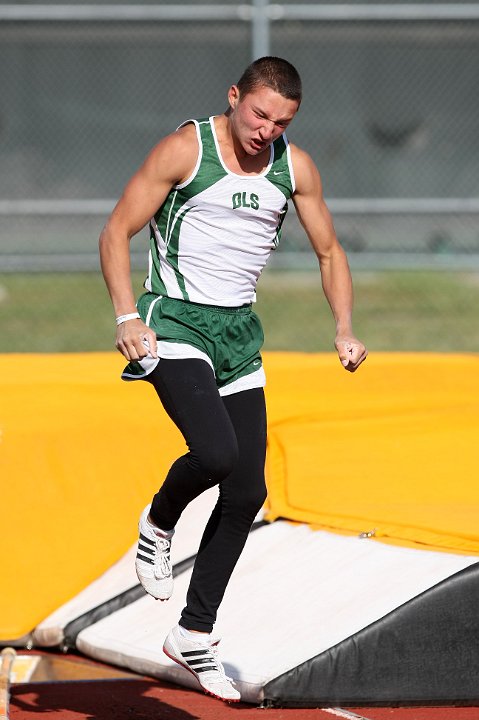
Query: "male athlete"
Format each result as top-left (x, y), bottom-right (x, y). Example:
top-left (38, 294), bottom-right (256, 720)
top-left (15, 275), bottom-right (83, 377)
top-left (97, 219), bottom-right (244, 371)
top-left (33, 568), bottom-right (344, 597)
top-left (99, 57), bottom-right (367, 702)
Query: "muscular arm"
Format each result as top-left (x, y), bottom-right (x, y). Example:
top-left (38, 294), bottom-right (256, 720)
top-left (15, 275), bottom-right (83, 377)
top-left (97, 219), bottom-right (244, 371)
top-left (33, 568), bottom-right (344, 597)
top-left (291, 145), bottom-right (367, 371)
top-left (99, 125), bottom-right (197, 361)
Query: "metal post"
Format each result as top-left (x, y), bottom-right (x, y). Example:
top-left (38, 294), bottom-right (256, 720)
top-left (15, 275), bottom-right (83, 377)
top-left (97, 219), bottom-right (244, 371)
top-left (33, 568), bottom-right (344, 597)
top-left (251, 0), bottom-right (270, 59)
top-left (0, 648), bottom-right (16, 720)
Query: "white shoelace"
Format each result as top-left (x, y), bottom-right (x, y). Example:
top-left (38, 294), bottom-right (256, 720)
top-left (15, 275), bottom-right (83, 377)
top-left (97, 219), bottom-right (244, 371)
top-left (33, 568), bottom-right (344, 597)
top-left (206, 644), bottom-right (235, 685)
top-left (153, 537), bottom-right (172, 579)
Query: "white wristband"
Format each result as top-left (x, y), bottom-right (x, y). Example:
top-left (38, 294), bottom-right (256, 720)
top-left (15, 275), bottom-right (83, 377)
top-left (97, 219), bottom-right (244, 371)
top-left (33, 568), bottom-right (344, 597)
top-left (116, 312), bottom-right (141, 326)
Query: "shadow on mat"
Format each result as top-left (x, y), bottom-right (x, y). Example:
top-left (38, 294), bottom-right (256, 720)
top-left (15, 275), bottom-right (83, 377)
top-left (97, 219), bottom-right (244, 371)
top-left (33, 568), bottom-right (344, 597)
top-left (11, 679), bottom-right (201, 720)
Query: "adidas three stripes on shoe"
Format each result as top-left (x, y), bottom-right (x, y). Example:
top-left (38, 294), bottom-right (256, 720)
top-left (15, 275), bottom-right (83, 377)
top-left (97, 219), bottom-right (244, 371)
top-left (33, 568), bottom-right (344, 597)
top-left (135, 505), bottom-right (174, 600)
top-left (163, 625), bottom-right (240, 702)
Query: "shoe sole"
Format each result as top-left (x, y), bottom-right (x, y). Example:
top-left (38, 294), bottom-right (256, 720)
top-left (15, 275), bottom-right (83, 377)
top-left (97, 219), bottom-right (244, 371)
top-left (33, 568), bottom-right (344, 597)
top-left (138, 587), bottom-right (172, 601)
top-left (162, 645), bottom-right (240, 704)
top-left (135, 569), bottom-right (173, 602)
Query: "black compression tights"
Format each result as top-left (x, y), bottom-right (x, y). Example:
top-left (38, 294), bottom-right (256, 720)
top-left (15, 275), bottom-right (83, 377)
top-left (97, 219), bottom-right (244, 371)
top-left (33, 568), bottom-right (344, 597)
top-left (145, 358), bottom-right (267, 633)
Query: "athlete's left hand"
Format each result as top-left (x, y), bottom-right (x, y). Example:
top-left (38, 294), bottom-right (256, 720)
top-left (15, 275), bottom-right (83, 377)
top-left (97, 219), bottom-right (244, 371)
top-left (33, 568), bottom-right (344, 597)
top-left (335, 335), bottom-right (368, 372)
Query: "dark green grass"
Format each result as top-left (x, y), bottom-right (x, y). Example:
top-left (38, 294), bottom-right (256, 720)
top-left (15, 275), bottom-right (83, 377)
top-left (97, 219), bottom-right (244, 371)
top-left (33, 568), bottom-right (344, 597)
top-left (0, 270), bottom-right (478, 353)
top-left (256, 270), bottom-right (479, 353)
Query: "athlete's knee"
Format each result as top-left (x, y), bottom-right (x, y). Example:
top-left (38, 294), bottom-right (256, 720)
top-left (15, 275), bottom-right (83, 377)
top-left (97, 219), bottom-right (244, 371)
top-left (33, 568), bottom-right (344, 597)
top-left (194, 437), bottom-right (239, 483)
top-left (224, 479), bottom-right (267, 518)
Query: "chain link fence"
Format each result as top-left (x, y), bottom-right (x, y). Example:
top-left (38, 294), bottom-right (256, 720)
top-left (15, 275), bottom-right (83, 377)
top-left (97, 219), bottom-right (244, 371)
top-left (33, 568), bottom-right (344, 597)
top-left (1, 2), bottom-right (479, 352)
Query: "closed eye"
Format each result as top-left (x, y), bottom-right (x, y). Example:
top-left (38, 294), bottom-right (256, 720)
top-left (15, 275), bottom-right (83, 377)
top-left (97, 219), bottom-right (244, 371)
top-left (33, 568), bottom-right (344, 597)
top-left (255, 111), bottom-right (287, 129)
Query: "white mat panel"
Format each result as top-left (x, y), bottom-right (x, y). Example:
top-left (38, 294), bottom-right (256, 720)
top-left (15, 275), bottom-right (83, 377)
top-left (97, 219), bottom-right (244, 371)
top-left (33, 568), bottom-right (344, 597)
top-left (32, 487), bottom-right (221, 647)
top-left (76, 521), bottom-right (478, 704)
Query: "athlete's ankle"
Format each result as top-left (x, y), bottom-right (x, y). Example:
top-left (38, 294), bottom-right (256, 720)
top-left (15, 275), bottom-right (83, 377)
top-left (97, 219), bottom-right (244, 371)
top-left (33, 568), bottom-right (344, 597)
top-left (178, 625), bottom-right (211, 642)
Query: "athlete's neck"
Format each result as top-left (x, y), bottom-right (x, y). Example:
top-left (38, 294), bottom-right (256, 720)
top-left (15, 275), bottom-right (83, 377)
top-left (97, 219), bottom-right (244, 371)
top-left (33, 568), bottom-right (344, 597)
top-left (214, 113), bottom-right (271, 176)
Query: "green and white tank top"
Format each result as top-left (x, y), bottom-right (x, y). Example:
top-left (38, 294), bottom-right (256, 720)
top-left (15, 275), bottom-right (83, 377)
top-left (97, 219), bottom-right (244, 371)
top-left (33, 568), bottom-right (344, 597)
top-left (145, 116), bottom-right (295, 306)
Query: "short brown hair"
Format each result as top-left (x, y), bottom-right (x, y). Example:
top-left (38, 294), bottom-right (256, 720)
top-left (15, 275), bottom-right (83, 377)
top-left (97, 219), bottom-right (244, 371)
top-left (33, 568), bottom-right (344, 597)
top-left (237, 56), bottom-right (302, 105)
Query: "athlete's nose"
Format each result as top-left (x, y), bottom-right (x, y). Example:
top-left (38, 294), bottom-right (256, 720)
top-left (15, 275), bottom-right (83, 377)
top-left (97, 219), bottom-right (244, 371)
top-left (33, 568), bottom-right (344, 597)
top-left (259, 121), bottom-right (275, 141)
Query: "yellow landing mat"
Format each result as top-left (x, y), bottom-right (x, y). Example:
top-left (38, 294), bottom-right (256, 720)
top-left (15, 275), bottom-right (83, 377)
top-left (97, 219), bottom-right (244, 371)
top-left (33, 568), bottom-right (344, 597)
top-left (1, 352), bottom-right (478, 641)
top-left (0, 352), bottom-right (187, 642)
top-left (263, 352), bottom-right (479, 556)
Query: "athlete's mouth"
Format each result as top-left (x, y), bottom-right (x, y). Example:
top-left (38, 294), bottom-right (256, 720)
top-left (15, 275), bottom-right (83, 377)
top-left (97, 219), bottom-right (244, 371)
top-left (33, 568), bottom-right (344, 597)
top-left (251, 138), bottom-right (265, 151)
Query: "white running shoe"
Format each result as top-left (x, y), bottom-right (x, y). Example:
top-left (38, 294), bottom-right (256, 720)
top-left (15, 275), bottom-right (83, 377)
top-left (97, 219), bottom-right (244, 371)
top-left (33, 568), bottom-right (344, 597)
top-left (163, 625), bottom-right (240, 703)
top-left (135, 505), bottom-right (174, 600)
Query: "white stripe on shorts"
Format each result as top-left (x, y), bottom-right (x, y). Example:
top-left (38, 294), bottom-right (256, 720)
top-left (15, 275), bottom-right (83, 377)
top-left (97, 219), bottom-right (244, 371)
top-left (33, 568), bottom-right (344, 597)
top-left (218, 367), bottom-right (266, 396)
top-left (122, 340), bottom-right (265, 395)
top-left (121, 341), bottom-right (213, 380)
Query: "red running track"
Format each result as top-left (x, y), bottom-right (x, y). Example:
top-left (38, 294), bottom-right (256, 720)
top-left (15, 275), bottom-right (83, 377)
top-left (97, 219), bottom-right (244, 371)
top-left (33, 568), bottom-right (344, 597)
top-left (10, 679), bottom-right (479, 720)
top-left (8, 653), bottom-right (479, 720)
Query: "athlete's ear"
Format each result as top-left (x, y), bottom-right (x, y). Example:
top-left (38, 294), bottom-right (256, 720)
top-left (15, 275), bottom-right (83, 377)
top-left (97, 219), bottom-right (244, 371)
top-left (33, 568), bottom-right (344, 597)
top-left (228, 85), bottom-right (240, 110)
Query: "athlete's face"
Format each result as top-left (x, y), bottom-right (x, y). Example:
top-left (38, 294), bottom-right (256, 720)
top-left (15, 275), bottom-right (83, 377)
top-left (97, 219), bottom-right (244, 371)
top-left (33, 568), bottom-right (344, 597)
top-left (228, 85), bottom-right (299, 156)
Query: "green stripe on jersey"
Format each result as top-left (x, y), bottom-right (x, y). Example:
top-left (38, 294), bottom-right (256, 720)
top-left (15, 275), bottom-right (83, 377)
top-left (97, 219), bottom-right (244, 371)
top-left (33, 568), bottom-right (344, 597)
top-left (188, 118), bottom-right (227, 194)
top-left (265, 134), bottom-right (293, 201)
top-left (164, 203), bottom-right (194, 300)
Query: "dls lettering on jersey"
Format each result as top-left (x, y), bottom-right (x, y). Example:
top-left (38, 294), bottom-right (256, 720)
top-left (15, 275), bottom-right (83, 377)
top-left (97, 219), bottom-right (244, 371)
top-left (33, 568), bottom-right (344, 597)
top-left (232, 192), bottom-right (260, 210)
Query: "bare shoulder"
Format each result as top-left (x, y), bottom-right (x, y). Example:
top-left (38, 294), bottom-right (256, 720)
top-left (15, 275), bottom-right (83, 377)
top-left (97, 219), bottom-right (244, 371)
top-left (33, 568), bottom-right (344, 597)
top-left (290, 143), bottom-right (316, 171)
top-left (144, 122), bottom-right (199, 186)
top-left (289, 143), bottom-right (322, 195)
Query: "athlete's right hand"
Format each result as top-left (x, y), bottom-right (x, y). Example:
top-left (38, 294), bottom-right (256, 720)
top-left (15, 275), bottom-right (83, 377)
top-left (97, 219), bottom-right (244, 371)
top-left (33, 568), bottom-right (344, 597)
top-left (115, 319), bottom-right (158, 362)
